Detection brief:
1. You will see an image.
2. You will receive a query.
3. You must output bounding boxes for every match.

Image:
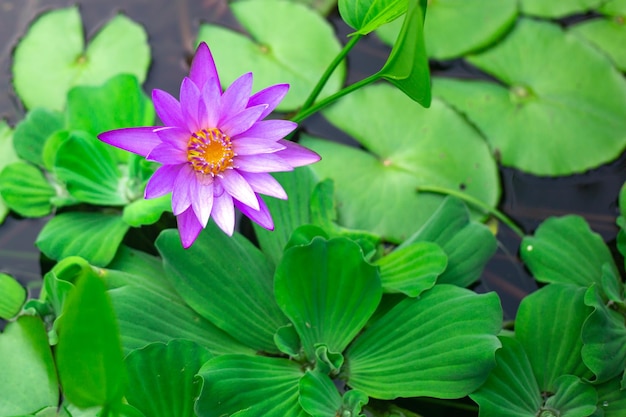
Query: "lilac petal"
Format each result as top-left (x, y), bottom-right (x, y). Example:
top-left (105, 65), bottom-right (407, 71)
top-left (232, 138), bottom-right (286, 155)
top-left (235, 153), bottom-right (294, 173)
top-left (232, 120), bottom-right (297, 142)
top-left (189, 42), bottom-right (221, 93)
top-left (202, 78), bottom-right (222, 128)
top-left (220, 104), bottom-right (267, 137)
top-left (153, 89), bottom-right (188, 128)
top-left (239, 171), bottom-right (287, 199)
top-left (191, 180), bottom-right (214, 227)
top-left (155, 127), bottom-right (189, 152)
top-left (235, 195), bottom-right (274, 230)
top-left (171, 164), bottom-right (196, 215)
top-left (248, 84), bottom-right (289, 119)
top-left (145, 164), bottom-right (184, 199)
top-left (146, 142), bottom-right (187, 164)
top-left (211, 189), bottom-right (235, 236)
top-left (220, 72), bottom-right (253, 121)
top-left (180, 77), bottom-right (202, 132)
top-left (276, 140), bottom-right (321, 167)
top-left (177, 206), bottom-right (204, 248)
top-left (98, 127), bottom-right (160, 157)
top-left (219, 169), bottom-right (259, 210)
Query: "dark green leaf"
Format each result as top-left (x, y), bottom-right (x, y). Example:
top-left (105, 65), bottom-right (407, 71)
top-left (12, 108), bottom-right (64, 167)
top-left (298, 370), bottom-right (343, 417)
top-left (544, 375), bottom-right (597, 417)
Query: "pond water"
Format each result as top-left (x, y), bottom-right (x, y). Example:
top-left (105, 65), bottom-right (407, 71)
top-left (0, 0), bottom-right (624, 322)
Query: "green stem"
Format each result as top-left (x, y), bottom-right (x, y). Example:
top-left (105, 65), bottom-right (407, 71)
top-left (291, 73), bottom-right (380, 124)
top-left (417, 184), bottom-right (525, 238)
top-left (299, 34), bottom-right (363, 112)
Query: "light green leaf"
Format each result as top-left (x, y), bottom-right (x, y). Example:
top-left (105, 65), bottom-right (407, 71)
top-left (197, 0), bottom-right (344, 111)
top-left (305, 84), bottom-right (499, 242)
top-left (516, 284), bottom-right (593, 391)
top-left (435, 19), bottom-right (626, 175)
top-left (196, 355), bottom-right (307, 417)
top-left (12, 108), bottom-right (65, 167)
top-left (375, 241), bottom-right (446, 296)
top-left (55, 268), bottom-right (126, 409)
top-left (156, 225), bottom-right (288, 354)
top-left (338, 0), bottom-right (407, 35)
top-left (0, 316), bottom-right (59, 416)
top-left (571, 16), bottom-right (626, 72)
top-left (345, 284), bottom-right (502, 399)
top-left (0, 161), bottom-right (56, 217)
top-left (520, 0), bottom-right (603, 18)
top-left (0, 121), bottom-right (18, 222)
top-left (274, 237), bottom-right (382, 359)
top-left (125, 340), bottom-right (213, 417)
top-left (544, 375), bottom-right (597, 417)
top-left (12, 7), bottom-right (150, 111)
top-left (0, 273), bottom-right (26, 319)
top-left (298, 370), bottom-right (343, 417)
top-left (122, 195), bottom-right (171, 227)
top-left (36, 212), bottom-right (130, 267)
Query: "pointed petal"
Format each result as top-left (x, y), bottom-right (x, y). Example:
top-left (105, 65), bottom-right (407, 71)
top-left (211, 189), bottom-right (235, 236)
top-left (171, 164), bottom-right (196, 215)
top-left (235, 153), bottom-right (294, 173)
top-left (247, 83), bottom-right (289, 119)
top-left (145, 164), bottom-right (184, 199)
top-left (98, 127), bottom-right (160, 156)
top-left (220, 104), bottom-right (267, 137)
top-left (191, 180), bottom-right (214, 228)
top-left (232, 120), bottom-right (297, 141)
top-left (232, 138), bottom-right (286, 155)
top-left (238, 171), bottom-right (287, 200)
top-left (202, 79), bottom-right (222, 128)
top-left (177, 206), bottom-right (204, 248)
top-left (189, 42), bottom-right (221, 92)
top-left (180, 77), bottom-right (202, 132)
top-left (276, 140), bottom-right (321, 167)
top-left (146, 142), bottom-right (187, 164)
top-left (235, 195), bottom-right (274, 230)
top-left (219, 169), bottom-right (259, 210)
top-left (220, 72), bottom-right (253, 121)
top-left (153, 89), bottom-right (187, 128)
top-left (154, 127), bottom-right (189, 152)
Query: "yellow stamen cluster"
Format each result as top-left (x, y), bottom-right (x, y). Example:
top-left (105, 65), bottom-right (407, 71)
top-left (187, 128), bottom-right (235, 176)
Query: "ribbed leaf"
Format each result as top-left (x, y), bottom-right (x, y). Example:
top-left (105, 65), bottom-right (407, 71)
top-left (12, 108), bottom-right (64, 167)
top-left (0, 273), bottom-right (26, 319)
top-left (338, 0), bottom-right (407, 35)
top-left (298, 371), bottom-right (342, 417)
top-left (157, 225), bottom-right (288, 353)
top-left (595, 376), bottom-right (626, 417)
top-left (0, 121), bottom-right (18, 222)
top-left (0, 161), bottom-right (56, 217)
top-left (345, 284), bottom-right (502, 399)
top-left (544, 375), bottom-right (597, 417)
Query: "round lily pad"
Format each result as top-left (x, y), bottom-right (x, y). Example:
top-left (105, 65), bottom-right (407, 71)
top-left (301, 83), bottom-right (499, 243)
top-left (376, 0), bottom-right (518, 60)
top-left (197, 0), bottom-right (344, 111)
top-left (12, 6), bottom-right (150, 111)
top-left (435, 18), bottom-right (626, 176)
top-left (520, 0), bottom-right (603, 18)
top-left (570, 12), bottom-right (626, 71)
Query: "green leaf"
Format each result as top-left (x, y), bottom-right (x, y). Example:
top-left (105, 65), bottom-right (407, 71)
top-left (582, 285), bottom-right (626, 384)
top-left (470, 336), bottom-right (542, 417)
top-left (197, 0), bottom-right (345, 111)
top-left (0, 161), bottom-right (56, 217)
top-left (54, 131), bottom-right (128, 206)
top-left (345, 284), bottom-right (502, 399)
top-left (377, 0), bottom-right (430, 106)
top-left (156, 225), bottom-right (288, 353)
top-left (55, 268), bottom-right (126, 409)
top-left (571, 16), bottom-right (626, 72)
top-left (521, 216), bottom-right (620, 293)
top-left (298, 370), bottom-right (343, 417)
top-left (377, 0), bottom-right (517, 60)
top-left (401, 196), bottom-right (497, 287)
top-left (595, 376), bottom-right (626, 417)
top-left (125, 340), bottom-right (213, 417)
top-left (338, 0), bottom-right (407, 35)
top-left (0, 121), bottom-right (19, 222)
top-left (12, 108), bottom-right (65, 167)
top-left (0, 273), bottom-right (26, 319)
top-left (0, 316), bottom-right (59, 416)
top-left (122, 195), bottom-right (171, 227)
top-left (12, 7), bottom-right (150, 111)
top-left (520, 0), bottom-right (603, 18)
top-left (544, 375), bottom-right (598, 417)
top-left (375, 241), bottom-right (446, 296)
top-left (253, 167), bottom-right (318, 266)
top-left (36, 212), bottom-right (130, 267)
top-left (274, 237), bottom-right (382, 359)
top-left (304, 84), bottom-right (499, 243)
top-left (196, 355), bottom-right (307, 417)
top-left (435, 19), bottom-right (626, 175)
top-left (516, 284), bottom-right (593, 390)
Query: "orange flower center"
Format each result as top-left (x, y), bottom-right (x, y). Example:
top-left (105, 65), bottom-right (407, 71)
top-left (187, 128), bottom-right (235, 176)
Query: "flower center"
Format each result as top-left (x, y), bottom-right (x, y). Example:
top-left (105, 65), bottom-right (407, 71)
top-left (187, 128), bottom-right (235, 176)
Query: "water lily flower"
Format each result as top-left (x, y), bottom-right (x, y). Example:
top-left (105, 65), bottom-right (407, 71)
top-left (98, 42), bottom-right (320, 248)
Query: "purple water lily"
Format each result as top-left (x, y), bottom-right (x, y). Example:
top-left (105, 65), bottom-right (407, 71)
top-left (98, 42), bottom-right (320, 248)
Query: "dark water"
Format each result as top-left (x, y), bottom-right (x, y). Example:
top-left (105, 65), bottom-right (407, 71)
top-left (0, 0), bottom-right (625, 322)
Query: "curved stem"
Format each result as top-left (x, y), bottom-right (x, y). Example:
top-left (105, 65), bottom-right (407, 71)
top-left (417, 184), bottom-right (525, 238)
top-left (291, 73), bottom-right (380, 124)
top-left (300, 34), bottom-right (363, 112)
